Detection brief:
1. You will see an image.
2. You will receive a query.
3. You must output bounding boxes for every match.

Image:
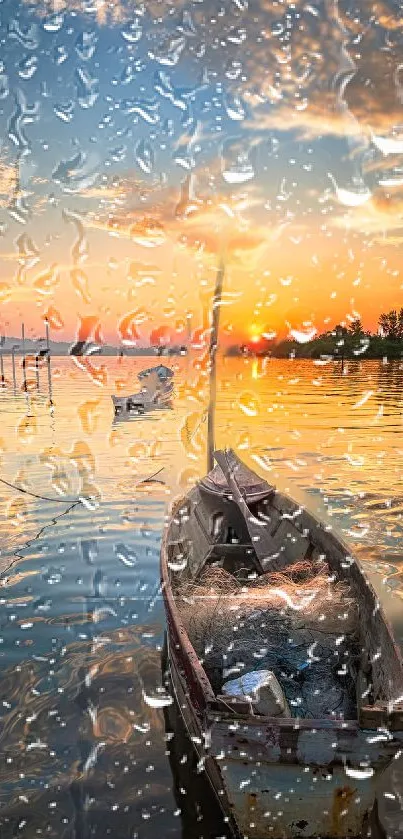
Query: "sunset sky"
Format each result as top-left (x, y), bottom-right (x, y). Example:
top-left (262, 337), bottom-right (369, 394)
top-left (1, 0), bottom-right (403, 347)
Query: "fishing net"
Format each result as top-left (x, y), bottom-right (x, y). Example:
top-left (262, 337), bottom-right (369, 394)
top-left (176, 562), bottom-right (360, 719)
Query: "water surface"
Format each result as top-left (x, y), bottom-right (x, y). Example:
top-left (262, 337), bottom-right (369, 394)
top-left (0, 356), bottom-right (402, 837)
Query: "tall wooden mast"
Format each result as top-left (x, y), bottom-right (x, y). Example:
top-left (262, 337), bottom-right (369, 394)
top-left (206, 258), bottom-right (225, 473)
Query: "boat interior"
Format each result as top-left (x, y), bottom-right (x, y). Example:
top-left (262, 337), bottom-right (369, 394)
top-left (165, 450), bottom-right (403, 725)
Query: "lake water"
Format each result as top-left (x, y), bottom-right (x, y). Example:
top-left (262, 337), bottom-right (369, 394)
top-left (0, 355), bottom-right (402, 838)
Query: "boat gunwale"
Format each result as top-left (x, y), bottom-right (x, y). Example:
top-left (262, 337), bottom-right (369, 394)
top-left (271, 488), bottom-right (403, 704)
top-left (161, 493), bottom-right (216, 713)
top-left (206, 704), bottom-right (360, 732)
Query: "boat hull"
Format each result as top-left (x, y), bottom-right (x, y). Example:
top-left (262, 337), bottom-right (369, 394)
top-left (166, 632), bottom-right (390, 839)
top-left (111, 387), bottom-right (173, 416)
top-left (209, 721), bottom-right (386, 839)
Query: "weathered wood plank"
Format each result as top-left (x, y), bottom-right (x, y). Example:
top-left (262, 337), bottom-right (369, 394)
top-left (262, 519), bottom-right (310, 570)
top-left (359, 705), bottom-right (403, 732)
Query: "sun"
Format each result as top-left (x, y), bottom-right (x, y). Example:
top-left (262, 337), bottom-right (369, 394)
top-left (249, 323), bottom-right (262, 344)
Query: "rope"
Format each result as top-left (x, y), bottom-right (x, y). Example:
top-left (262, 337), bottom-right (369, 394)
top-left (0, 477), bottom-right (81, 504)
top-left (0, 467), bottom-right (165, 504)
top-left (0, 467), bottom-right (166, 581)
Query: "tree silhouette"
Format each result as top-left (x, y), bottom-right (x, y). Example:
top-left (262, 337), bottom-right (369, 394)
top-left (378, 309), bottom-right (401, 339)
top-left (349, 318), bottom-right (363, 335)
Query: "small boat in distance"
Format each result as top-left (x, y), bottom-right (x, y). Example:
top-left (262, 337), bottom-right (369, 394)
top-left (160, 259), bottom-right (403, 839)
top-left (112, 364), bottom-right (174, 417)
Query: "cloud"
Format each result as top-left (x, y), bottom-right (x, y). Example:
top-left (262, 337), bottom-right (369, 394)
top-left (20, 0), bottom-right (403, 256)
top-left (23, 0), bottom-right (403, 149)
top-left (330, 187), bottom-right (403, 236)
top-left (84, 166), bottom-right (281, 264)
top-left (0, 158), bottom-right (18, 208)
top-left (23, 0), bottom-right (187, 24)
top-left (245, 103), bottom-right (362, 141)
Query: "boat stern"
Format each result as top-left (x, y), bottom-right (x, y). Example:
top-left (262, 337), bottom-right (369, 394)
top-left (207, 715), bottom-right (399, 839)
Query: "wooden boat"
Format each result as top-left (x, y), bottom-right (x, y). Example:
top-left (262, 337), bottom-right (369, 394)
top-left (161, 448), bottom-right (403, 839)
top-left (112, 365), bottom-right (174, 416)
top-left (160, 260), bottom-right (403, 839)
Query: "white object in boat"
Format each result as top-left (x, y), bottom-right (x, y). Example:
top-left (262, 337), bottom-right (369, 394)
top-left (222, 669), bottom-right (291, 717)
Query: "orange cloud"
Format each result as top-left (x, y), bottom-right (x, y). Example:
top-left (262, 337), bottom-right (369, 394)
top-left (330, 186), bottom-right (403, 237)
top-left (0, 158), bottom-right (17, 208)
top-left (23, 0), bottom-right (187, 24)
top-left (85, 167), bottom-right (282, 267)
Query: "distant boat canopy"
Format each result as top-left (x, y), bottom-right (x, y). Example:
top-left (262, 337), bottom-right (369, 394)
top-left (138, 365), bottom-right (174, 381)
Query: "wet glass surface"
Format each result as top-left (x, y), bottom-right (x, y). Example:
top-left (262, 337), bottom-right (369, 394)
top-left (1, 0), bottom-right (403, 834)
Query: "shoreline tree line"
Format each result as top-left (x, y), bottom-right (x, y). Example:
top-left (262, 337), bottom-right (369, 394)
top-left (226, 309), bottom-right (403, 360)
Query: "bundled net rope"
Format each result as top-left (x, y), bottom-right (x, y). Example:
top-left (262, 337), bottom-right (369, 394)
top-left (176, 562), bottom-right (360, 719)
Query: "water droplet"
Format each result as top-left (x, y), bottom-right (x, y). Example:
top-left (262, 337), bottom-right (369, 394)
top-left (18, 55), bottom-right (38, 80)
top-left (15, 233), bottom-right (40, 269)
top-left (71, 268), bottom-right (91, 303)
top-left (110, 145), bottom-right (127, 163)
top-left (118, 310), bottom-right (141, 346)
top-left (8, 89), bottom-right (39, 150)
top-left (142, 690), bottom-right (173, 709)
top-left (238, 392), bottom-right (259, 417)
top-left (178, 10), bottom-right (196, 36)
top-left (289, 327), bottom-right (317, 344)
top-left (114, 543), bottom-right (137, 567)
top-left (0, 74), bottom-right (9, 99)
top-left (345, 765), bottom-right (374, 780)
top-left (8, 19), bottom-right (39, 51)
top-left (43, 568), bottom-right (62, 586)
top-left (222, 138), bottom-right (254, 184)
top-left (168, 557), bottom-right (187, 572)
top-left (54, 101), bottom-right (75, 123)
top-left (54, 45), bottom-right (68, 65)
top-left (78, 399), bottom-right (101, 434)
top-left (63, 209), bottom-right (88, 263)
top-left (123, 98), bottom-right (159, 125)
top-left (43, 306), bottom-right (64, 330)
top-left (43, 13), bottom-right (65, 32)
top-left (33, 264), bottom-right (60, 296)
top-left (224, 93), bottom-right (246, 121)
top-left (352, 391), bottom-right (374, 409)
top-left (150, 37), bottom-right (186, 68)
top-left (119, 64), bottom-right (135, 85)
top-left (76, 67), bottom-right (99, 109)
top-left (75, 31), bottom-right (98, 61)
top-left (135, 138), bottom-right (154, 174)
top-left (122, 20), bottom-right (143, 43)
top-left (371, 132), bottom-right (403, 155)
top-left (53, 151), bottom-right (97, 191)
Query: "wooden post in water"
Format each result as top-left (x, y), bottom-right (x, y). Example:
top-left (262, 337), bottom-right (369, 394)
top-left (35, 355), bottom-right (40, 390)
top-left (186, 312), bottom-right (192, 348)
top-left (0, 334), bottom-right (4, 387)
top-left (45, 320), bottom-right (53, 406)
top-left (206, 259), bottom-right (225, 474)
top-left (21, 323), bottom-right (27, 392)
top-left (11, 346), bottom-right (17, 393)
top-left (186, 311), bottom-right (192, 369)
